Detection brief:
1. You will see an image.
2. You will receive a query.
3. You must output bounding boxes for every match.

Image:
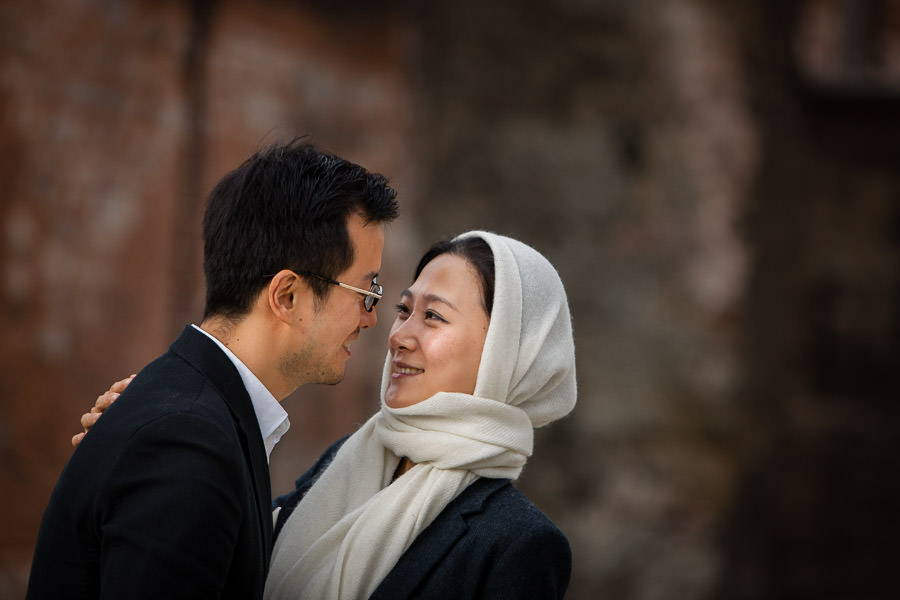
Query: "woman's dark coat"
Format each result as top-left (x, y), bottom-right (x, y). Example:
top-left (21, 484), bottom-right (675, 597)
top-left (273, 437), bottom-right (571, 599)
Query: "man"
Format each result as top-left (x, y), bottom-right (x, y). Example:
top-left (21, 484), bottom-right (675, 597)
top-left (26, 140), bottom-right (399, 599)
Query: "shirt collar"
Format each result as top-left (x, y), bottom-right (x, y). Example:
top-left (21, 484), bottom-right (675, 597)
top-left (191, 324), bottom-right (290, 461)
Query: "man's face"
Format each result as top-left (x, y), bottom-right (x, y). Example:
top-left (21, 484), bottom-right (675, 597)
top-left (280, 213), bottom-right (384, 387)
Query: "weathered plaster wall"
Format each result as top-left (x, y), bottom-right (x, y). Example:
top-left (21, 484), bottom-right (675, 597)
top-left (2, 1), bottom-right (899, 598)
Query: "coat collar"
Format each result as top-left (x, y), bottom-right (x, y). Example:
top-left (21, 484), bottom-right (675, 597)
top-left (370, 477), bottom-right (510, 599)
top-left (170, 325), bottom-right (274, 564)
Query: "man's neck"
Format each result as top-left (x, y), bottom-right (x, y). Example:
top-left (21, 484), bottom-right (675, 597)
top-left (199, 318), bottom-right (234, 345)
top-left (199, 315), bottom-right (292, 401)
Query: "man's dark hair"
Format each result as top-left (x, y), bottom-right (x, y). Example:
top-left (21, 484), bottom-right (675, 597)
top-left (202, 139), bottom-right (398, 320)
top-left (414, 236), bottom-right (495, 316)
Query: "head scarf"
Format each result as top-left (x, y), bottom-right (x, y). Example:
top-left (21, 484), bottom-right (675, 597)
top-left (265, 231), bottom-right (576, 599)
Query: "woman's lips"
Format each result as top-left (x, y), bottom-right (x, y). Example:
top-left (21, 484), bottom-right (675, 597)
top-left (391, 364), bottom-right (424, 378)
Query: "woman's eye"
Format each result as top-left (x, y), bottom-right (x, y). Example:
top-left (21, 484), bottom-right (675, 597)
top-left (424, 310), bottom-right (446, 322)
top-left (394, 303), bottom-right (410, 317)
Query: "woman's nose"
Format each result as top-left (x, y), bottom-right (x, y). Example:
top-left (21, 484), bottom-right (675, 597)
top-left (389, 318), bottom-right (417, 351)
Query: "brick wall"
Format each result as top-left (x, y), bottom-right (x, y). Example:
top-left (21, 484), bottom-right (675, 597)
top-left (2, 1), bottom-right (899, 598)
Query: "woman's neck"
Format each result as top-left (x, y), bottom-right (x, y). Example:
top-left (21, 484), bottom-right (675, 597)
top-left (392, 457), bottom-right (416, 481)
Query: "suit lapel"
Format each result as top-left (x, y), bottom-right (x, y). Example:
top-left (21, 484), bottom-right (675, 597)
top-left (370, 478), bottom-right (507, 598)
top-left (170, 326), bottom-right (274, 566)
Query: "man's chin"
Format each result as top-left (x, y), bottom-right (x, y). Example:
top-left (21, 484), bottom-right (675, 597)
top-left (317, 370), bottom-right (345, 386)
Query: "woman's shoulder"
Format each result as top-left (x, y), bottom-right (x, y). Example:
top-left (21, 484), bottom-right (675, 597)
top-left (463, 480), bottom-right (572, 594)
top-left (380, 479), bottom-right (572, 599)
top-left (271, 434), bottom-right (350, 536)
top-left (452, 478), bottom-right (570, 546)
top-left (299, 435), bottom-right (350, 483)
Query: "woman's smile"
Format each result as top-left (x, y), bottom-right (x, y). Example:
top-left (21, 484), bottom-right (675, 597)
top-left (391, 362), bottom-right (424, 378)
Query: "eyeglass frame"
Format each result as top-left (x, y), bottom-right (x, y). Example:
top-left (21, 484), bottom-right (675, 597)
top-left (266, 270), bottom-right (382, 312)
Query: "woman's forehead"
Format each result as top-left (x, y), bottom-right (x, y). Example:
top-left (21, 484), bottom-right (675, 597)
top-left (407, 255), bottom-right (481, 306)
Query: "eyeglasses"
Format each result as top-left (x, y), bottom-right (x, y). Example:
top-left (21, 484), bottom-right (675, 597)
top-left (295, 270), bottom-right (383, 312)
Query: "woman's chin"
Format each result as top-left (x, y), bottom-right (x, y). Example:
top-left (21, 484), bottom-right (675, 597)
top-left (384, 390), bottom-right (401, 408)
top-left (384, 389), bottom-right (415, 409)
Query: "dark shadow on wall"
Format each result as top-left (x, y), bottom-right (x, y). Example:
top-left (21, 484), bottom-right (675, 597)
top-left (714, 1), bottom-right (900, 598)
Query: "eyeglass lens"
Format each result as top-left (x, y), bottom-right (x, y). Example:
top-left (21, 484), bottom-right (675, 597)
top-left (365, 281), bottom-right (382, 312)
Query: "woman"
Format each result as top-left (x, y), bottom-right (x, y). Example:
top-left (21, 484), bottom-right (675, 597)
top-left (266, 230), bottom-right (576, 599)
top-left (78, 230), bottom-right (577, 599)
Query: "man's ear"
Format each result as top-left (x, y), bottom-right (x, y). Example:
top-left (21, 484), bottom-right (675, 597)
top-left (267, 270), bottom-right (308, 324)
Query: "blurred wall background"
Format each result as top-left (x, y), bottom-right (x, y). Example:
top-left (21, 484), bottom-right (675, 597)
top-left (2, 0), bottom-right (899, 598)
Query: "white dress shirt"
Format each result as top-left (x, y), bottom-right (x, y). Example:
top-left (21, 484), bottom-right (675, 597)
top-left (192, 324), bottom-right (290, 461)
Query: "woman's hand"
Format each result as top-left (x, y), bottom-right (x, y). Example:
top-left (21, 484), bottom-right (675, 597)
top-left (71, 375), bottom-right (136, 447)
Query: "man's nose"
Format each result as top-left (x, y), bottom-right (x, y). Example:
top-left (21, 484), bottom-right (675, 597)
top-left (360, 303), bottom-right (377, 329)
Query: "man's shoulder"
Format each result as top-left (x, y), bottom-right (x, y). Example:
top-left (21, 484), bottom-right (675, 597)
top-left (118, 325), bottom-right (249, 416)
top-left (112, 352), bottom-right (223, 415)
top-left (82, 343), bottom-right (242, 452)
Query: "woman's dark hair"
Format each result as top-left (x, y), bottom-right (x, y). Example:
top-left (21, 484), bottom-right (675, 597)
top-left (414, 237), bottom-right (495, 316)
top-left (202, 139), bottom-right (398, 320)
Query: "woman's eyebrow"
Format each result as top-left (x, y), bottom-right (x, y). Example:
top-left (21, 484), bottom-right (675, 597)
top-left (399, 289), bottom-right (458, 311)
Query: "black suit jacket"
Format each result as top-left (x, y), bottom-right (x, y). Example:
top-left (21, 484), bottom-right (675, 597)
top-left (274, 438), bottom-right (572, 599)
top-left (27, 326), bottom-right (273, 599)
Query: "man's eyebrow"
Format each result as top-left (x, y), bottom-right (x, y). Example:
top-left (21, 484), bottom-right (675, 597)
top-left (399, 289), bottom-right (458, 311)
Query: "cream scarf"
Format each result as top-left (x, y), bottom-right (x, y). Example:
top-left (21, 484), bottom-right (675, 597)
top-left (264, 231), bottom-right (577, 600)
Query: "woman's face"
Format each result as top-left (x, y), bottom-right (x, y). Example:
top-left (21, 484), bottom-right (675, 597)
top-left (384, 253), bottom-right (491, 408)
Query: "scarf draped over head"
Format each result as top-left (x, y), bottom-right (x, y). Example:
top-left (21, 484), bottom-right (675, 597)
top-left (265, 231), bottom-right (577, 600)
